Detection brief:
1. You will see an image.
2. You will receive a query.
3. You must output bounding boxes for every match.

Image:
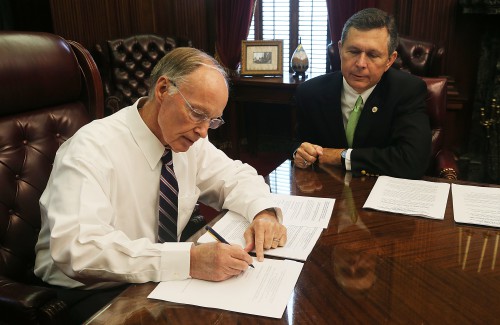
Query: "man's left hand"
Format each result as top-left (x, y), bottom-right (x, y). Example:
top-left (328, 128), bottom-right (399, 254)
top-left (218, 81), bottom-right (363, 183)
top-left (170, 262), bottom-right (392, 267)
top-left (243, 210), bottom-right (287, 262)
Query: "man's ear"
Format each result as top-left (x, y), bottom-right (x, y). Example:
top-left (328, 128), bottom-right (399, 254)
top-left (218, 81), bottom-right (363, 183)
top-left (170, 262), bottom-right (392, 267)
top-left (337, 40), bottom-right (343, 52)
top-left (155, 76), bottom-right (169, 100)
top-left (385, 51), bottom-right (398, 71)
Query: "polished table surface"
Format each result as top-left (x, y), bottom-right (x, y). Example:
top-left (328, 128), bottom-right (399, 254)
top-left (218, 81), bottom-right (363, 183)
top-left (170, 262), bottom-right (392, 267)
top-left (87, 161), bottom-right (500, 324)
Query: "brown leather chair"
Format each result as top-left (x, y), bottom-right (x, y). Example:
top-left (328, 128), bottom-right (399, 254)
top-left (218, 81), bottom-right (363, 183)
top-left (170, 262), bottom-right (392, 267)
top-left (327, 36), bottom-right (444, 77)
top-left (0, 32), bottom-right (104, 324)
top-left (422, 77), bottom-right (458, 179)
top-left (94, 34), bottom-right (192, 115)
top-left (393, 36), bottom-right (445, 77)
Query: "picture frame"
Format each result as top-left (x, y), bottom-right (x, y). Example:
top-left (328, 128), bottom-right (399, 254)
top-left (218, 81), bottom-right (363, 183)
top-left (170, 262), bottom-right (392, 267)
top-left (240, 40), bottom-right (283, 76)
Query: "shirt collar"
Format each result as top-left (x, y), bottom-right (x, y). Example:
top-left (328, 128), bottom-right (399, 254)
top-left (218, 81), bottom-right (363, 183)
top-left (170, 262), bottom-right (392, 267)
top-left (126, 97), bottom-right (166, 169)
top-left (342, 77), bottom-right (377, 108)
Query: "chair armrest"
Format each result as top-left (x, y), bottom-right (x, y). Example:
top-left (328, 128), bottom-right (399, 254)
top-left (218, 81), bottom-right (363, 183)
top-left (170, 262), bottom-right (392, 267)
top-left (435, 149), bottom-right (459, 180)
top-left (0, 275), bottom-right (68, 324)
top-left (429, 46), bottom-right (445, 77)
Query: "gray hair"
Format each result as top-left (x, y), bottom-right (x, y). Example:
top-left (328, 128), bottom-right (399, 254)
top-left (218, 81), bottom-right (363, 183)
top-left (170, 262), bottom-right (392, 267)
top-left (148, 47), bottom-right (228, 99)
top-left (341, 8), bottom-right (399, 55)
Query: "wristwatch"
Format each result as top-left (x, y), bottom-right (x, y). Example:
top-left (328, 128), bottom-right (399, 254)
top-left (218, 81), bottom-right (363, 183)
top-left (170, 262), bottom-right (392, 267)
top-left (341, 149), bottom-right (347, 159)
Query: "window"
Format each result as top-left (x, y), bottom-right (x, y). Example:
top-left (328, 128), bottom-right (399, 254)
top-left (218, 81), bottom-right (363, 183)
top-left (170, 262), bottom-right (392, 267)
top-left (248, 0), bottom-right (329, 75)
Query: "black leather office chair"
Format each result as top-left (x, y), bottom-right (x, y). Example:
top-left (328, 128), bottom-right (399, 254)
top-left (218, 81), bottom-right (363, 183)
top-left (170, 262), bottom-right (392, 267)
top-left (94, 34), bottom-right (192, 115)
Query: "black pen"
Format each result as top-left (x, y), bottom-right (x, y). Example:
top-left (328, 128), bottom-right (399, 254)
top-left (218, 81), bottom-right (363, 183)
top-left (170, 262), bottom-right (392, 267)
top-left (205, 225), bottom-right (255, 268)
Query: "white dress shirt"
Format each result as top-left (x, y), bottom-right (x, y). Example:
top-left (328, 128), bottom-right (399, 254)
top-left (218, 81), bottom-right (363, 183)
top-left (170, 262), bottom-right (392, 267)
top-left (34, 98), bottom-right (281, 289)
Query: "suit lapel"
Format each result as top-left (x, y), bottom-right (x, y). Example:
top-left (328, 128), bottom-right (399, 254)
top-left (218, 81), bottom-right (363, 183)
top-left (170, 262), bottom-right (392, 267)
top-left (322, 73), bottom-right (347, 147)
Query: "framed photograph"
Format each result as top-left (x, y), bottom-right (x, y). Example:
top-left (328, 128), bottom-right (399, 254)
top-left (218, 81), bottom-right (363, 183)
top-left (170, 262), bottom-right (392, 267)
top-left (240, 40), bottom-right (283, 76)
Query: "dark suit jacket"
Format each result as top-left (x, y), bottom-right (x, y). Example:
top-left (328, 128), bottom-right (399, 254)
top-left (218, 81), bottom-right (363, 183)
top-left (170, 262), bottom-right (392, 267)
top-left (294, 68), bottom-right (431, 179)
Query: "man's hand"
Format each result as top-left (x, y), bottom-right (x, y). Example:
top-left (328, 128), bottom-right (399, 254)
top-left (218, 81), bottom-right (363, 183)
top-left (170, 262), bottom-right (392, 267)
top-left (243, 210), bottom-right (287, 262)
top-left (294, 142), bottom-right (323, 168)
top-left (318, 148), bottom-right (344, 166)
top-left (190, 242), bottom-right (254, 281)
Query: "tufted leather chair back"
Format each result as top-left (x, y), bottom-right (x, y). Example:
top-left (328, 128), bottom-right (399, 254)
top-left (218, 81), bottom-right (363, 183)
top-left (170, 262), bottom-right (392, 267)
top-left (95, 34), bottom-right (192, 115)
top-left (0, 31), bottom-right (103, 291)
top-left (393, 36), bottom-right (445, 77)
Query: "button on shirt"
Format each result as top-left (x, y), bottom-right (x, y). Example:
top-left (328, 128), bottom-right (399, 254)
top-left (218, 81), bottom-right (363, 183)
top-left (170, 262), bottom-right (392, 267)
top-left (34, 98), bottom-right (281, 289)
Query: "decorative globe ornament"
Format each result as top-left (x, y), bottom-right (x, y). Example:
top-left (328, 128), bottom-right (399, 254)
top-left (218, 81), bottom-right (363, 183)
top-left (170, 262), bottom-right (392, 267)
top-left (290, 37), bottom-right (309, 79)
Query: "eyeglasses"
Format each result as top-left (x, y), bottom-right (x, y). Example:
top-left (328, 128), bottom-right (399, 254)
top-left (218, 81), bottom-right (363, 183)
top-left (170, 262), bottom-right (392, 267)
top-left (171, 81), bottom-right (225, 129)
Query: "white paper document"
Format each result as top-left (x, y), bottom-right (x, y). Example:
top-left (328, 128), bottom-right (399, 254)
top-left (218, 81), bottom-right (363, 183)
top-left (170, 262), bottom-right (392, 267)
top-left (197, 194), bottom-right (333, 261)
top-left (270, 194), bottom-right (335, 228)
top-left (363, 176), bottom-right (450, 220)
top-left (452, 183), bottom-right (500, 228)
top-left (148, 259), bottom-right (303, 319)
top-left (197, 211), bottom-right (323, 261)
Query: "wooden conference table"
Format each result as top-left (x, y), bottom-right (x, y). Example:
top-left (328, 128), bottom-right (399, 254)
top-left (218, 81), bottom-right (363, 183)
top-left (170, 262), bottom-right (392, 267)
top-left (86, 161), bottom-right (500, 324)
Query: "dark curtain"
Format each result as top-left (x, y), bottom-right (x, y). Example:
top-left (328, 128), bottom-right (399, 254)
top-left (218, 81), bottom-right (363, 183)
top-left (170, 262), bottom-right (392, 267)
top-left (326, 0), bottom-right (376, 71)
top-left (0, 0), bottom-right (13, 30)
top-left (215, 0), bottom-right (256, 75)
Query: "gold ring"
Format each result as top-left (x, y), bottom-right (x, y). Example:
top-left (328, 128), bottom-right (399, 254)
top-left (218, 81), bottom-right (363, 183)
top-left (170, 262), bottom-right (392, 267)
top-left (303, 159), bottom-right (308, 166)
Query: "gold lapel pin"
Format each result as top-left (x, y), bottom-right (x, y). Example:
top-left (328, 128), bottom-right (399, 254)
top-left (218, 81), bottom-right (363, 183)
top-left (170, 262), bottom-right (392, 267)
top-left (372, 106), bottom-right (378, 113)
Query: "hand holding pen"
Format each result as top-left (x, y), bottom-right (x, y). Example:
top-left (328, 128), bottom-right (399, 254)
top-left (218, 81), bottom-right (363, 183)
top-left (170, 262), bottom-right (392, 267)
top-left (189, 227), bottom-right (255, 281)
top-left (205, 226), bottom-right (254, 268)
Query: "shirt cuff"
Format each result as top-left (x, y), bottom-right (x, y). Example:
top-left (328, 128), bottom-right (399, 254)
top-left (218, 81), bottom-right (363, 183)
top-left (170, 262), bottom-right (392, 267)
top-left (345, 149), bottom-right (353, 171)
top-left (248, 198), bottom-right (284, 224)
top-left (159, 242), bottom-right (193, 280)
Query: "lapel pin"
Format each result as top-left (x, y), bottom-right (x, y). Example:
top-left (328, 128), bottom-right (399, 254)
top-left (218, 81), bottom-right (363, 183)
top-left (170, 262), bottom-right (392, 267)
top-left (372, 106), bottom-right (378, 113)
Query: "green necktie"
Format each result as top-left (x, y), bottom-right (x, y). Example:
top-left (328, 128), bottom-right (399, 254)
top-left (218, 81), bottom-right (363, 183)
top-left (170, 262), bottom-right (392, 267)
top-left (345, 95), bottom-right (363, 148)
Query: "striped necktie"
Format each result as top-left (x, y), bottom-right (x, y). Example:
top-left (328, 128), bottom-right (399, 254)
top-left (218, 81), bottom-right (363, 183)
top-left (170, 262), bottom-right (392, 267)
top-left (158, 149), bottom-right (178, 242)
top-left (345, 95), bottom-right (363, 148)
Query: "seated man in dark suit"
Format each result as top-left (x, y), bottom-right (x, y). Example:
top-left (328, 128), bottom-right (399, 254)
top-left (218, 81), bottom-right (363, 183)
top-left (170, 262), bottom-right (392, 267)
top-left (292, 8), bottom-right (431, 179)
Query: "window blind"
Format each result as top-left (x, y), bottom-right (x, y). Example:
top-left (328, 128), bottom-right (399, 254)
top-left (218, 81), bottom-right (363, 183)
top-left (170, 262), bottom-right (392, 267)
top-left (248, 0), bottom-right (328, 75)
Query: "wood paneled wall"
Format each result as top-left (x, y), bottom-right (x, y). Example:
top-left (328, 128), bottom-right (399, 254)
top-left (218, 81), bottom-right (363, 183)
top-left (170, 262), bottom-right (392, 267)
top-left (50, 0), bottom-right (212, 52)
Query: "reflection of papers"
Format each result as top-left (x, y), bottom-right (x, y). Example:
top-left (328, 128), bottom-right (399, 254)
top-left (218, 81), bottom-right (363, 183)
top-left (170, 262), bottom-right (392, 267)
top-left (271, 194), bottom-right (334, 228)
top-left (148, 259), bottom-right (303, 319)
top-left (197, 211), bottom-right (323, 261)
top-left (452, 184), bottom-right (500, 228)
top-left (363, 176), bottom-right (450, 220)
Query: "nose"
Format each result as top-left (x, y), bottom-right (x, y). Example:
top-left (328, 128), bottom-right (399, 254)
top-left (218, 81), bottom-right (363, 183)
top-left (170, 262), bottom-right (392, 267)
top-left (356, 53), bottom-right (368, 68)
top-left (194, 121), bottom-right (210, 138)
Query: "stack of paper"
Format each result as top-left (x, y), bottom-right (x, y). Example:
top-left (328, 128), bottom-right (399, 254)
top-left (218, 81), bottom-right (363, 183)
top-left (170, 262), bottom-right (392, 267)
top-left (363, 176), bottom-right (450, 220)
top-left (148, 193), bottom-right (335, 319)
top-left (452, 183), bottom-right (500, 228)
top-left (197, 194), bottom-right (335, 261)
top-left (148, 258), bottom-right (303, 319)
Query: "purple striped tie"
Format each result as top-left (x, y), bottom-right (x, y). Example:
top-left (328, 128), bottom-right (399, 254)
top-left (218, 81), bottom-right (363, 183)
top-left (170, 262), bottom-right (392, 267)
top-left (158, 149), bottom-right (178, 242)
